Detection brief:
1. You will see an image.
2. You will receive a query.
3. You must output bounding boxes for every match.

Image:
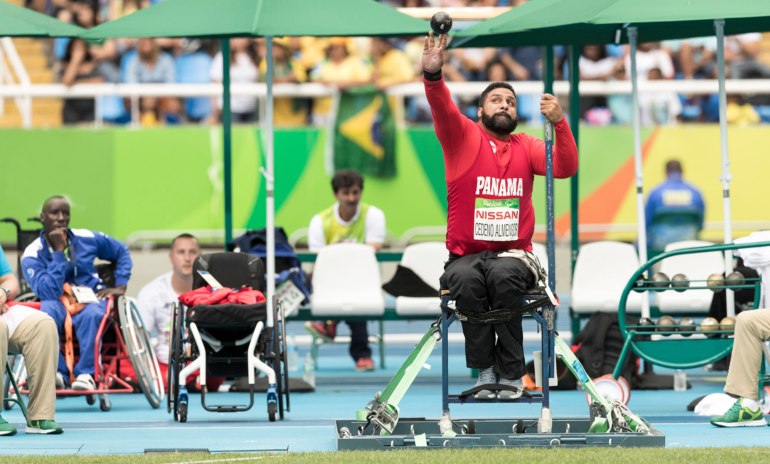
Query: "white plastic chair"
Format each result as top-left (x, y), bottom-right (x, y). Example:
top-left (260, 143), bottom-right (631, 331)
top-left (393, 242), bottom-right (448, 316)
top-left (657, 240), bottom-right (723, 314)
top-left (310, 243), bottom-right (385, 316)
top-left (571, 241), bottom-right (643, 315)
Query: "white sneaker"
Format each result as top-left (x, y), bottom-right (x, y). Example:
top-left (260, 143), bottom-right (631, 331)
top-left (55, 373), bottom-right (66, 390)
top-left (473, 367), bottom-right (497, 400)
top-left (71, 374), bottom-right (96, 391)
top-left (497, 377), bottom-right (523, 400)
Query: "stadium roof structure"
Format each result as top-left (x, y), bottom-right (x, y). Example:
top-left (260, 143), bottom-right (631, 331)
top-left (81, 0), bottom-right (428, 39)
top-left (0, 0), bottom-right (84, 37)
top-left (453, 0), bottom-right (770, 47)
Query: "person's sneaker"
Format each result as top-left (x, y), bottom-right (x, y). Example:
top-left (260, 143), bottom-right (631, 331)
top-left (711, 399), bottom-right (767, 427)
top-left (55, 372), bottom-right (66, 390)
top-left (497, 377), bottom-right (524, 400)
top-left (355, 357), bottom-right (375, 372)
top-left (473, 367), bottom-right (497, 400)
top-left (0, 415), bottom-right (17, 436)
top-left (25, 420), bottom-right (63, 435)
top-left (71, 374), bottom-right (96, 391)
top-left (305, 321), bottom-right (337, 343)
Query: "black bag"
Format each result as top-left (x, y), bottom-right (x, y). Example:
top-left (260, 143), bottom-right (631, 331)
top-left (573, 312), bottom-right (638, 383)
top-left (229, 227), bottom-right (312, 304)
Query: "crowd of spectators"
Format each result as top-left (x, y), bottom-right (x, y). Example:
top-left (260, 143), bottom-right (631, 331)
top-left (22, 0), bottom-right (770, 126)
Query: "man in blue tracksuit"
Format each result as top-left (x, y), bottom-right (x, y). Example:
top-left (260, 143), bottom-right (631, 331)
top-left (645, 159), bottom-right (705, 254)
top-left (21, 196), bottom-right (132, 391)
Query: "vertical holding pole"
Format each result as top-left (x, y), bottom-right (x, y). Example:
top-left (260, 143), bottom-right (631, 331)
top-left (221, 38), bottom-right (233, 248)
top-left (542, 46), bottom-right (557, 415)
top-left (568, 45), bottom-right (581, 276)
top-left (543, 46), bottom-right (556, 292)
top-left (628, 27), bottom-right (651, 320)
top-left (266, 36), bottom-right (276, 329)
top-left (715, 19), bottom-right (736, 318)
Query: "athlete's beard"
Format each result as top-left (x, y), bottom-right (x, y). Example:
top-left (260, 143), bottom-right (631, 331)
top-left (481, 111), bottom-right (518, 135)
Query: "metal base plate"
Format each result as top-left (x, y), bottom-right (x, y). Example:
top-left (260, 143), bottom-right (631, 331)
top-left (336, 417), bottom-right (665, 450)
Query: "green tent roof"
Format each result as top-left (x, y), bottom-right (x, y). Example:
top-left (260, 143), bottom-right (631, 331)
top-left (82, 0), bottom-right (428, 39)
top-left (1, 1), bottom-right (84, 37)
top-left (454, 0), bottom-right (770, 47)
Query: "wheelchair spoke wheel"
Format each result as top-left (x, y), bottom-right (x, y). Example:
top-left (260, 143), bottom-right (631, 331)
top-left (117, 296), bottom-right (164, 409)
top-left (169, 302), bottom-right (184, 416)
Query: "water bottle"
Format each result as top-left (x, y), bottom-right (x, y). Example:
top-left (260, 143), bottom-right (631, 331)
top-left (674, 369), bottom-right (687, 392)
top-left (302, 352), bottom-right (316, 388)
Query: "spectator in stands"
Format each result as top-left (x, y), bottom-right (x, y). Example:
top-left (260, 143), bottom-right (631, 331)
top-left (645, 160), bottom-right (705, 255)
top-left (725, 33), bottom-right (770, 80)
top-left (664, 37), bottom-right (718, 122)
top-left (304, 169), bottom-right (386, 372)
top-left (210, 38), bottom-right (260, 124)
top-left (421, 32), bottom-right (578, 400)
top-left (497, 47), bottom-right (541, 82)
top-left (638, 67), bottom-right (682, 126)
top-left (710, 308), bottom-right (770, 427)
top-left (123, 38), bottom-right (177, 126)
top-left (136, 233), bottom-right (224, 391)
top-left (176, 39), bottom-right (214, 123)
top-left (258, 38), bottom-right (309, 126)
top-left (21, 196), bottom-right (132, 392)
top-left (0, 244), bottom-right (63, 435)
top-left (579, 44), bottom-right (621, 124)
top-left (371, 38), bottom-right (415, 90)
top-left (310, 38), bottom-right (373, 125)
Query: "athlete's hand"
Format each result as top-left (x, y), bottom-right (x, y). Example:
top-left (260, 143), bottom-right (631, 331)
top-left (96, 285), bottom-right (126, 300)
top-left (48, 227), bottom-right (68, 252)
top-left (540, 93), bottom-right (564, 123)
top-left (422, 32), bottom-right (447, 74)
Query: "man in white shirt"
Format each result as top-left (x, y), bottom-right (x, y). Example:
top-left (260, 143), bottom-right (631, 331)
top-left (137, 234), bottom-right (200, 389)
top-left (305, 169), bottom-right (386, 371)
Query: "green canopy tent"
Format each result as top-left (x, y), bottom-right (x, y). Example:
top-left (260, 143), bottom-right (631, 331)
top-left (455, 0), bottom-right (770, 319)
top-left (0, 0), bottom-right (84, 37)
top-left (81, 0), bottom-right (427, 363)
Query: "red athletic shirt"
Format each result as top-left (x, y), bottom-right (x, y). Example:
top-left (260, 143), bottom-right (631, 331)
top-left (425, 77), bottom-right (578, 256)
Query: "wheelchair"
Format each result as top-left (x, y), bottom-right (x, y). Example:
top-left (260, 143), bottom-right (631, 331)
top-left (167, 252), bottom-right (290, 422)
top-left (2, 218), bottom-right (163, 412)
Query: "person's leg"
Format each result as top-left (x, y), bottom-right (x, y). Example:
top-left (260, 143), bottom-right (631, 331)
top-left (441, 253), bottom-right (493, 369)
top-left (9, 312), bottom-right (57, 423)
top-left (71, 299), bottom-right (108, 377)
top-left (485, 257), bottom-right (536, 381)
top-left (0, 318), bottom-right (15, 436)
top-left (441, 253), bottom-right (497, 399)
top-left (0, 318), bottom-right (7, 411)
top-left (724, 309), bottom-right (770, 400)
top-left (38, 300), bottom-right (67, 377)
top-left (347, 321), bottom-right (373, 369)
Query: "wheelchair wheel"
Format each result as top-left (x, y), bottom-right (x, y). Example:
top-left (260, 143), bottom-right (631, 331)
top-left (86, 394), bottom-right (96, 406)
top-left (176, 401), bottom-right (187, 423)
top-left (99, 394), bottom-right (111, 412)
top-left (117, 296), bottom-right (164, 409)
top-left (168, 302), bottom-right (184, 418)
top-left (271, 298), bottom-right (289, 419)
top-left (268, 401), bottom-right (276, 422)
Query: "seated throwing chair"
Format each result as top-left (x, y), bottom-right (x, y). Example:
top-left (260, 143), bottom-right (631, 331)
top-left (167, 252), bottom-right (289, 422)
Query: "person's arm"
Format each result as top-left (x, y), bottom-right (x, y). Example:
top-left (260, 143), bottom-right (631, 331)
top-left (21, 247), bottom-right (67, 301)
top-left (526, 95), bottom-right (578, 178)
top-left (364, 206), bottom-right (386, 252)
top-left (422, 33), bottom-right (479, 181)
top-left (307, 215), bottom-right (326, 253)
top-left (94, 232), bottom-right (132, 298)
top-left (0, 249), bottom-right (19, 314)
top-left (61, 40), bottom-right (86, 86)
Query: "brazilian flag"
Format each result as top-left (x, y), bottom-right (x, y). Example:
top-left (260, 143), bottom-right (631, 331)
top-left (333, 86), bottom-right (396, 178)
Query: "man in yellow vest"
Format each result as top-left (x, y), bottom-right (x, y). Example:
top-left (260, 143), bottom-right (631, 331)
top-left (305, 169), bottom-right (386, 371)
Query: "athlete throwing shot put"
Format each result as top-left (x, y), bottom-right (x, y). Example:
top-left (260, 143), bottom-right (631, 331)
top-left (423, 31), bottom-right (578, 400)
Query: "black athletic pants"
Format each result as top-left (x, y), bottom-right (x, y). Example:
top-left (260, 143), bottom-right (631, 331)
top-left (347, 321), bottom-right (371, 361)
top-left (440, 251), bottom-right (536, 380)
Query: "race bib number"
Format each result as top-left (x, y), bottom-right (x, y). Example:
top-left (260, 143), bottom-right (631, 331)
top-left (473, 197), bottom-right (519, 241)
